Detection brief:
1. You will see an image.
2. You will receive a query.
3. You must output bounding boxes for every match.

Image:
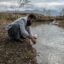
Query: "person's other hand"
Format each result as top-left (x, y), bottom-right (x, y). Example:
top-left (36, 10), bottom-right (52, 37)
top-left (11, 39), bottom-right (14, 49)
top-left (31, 37), bottom-right (36, 44)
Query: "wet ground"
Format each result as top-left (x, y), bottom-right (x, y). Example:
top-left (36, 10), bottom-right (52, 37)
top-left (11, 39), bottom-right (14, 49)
top-left (32, 22), bottom-right (64, 64)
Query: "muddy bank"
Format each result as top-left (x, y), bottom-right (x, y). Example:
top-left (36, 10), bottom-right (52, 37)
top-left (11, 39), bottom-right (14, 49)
top-left (0, 24), bottom-right (37, 64)
top-left (51, 20), bottom-right (64, 28)
top-left (57, 21), bottom-right (64, 28)
top-left (0, 13), bottom-right (38, 64)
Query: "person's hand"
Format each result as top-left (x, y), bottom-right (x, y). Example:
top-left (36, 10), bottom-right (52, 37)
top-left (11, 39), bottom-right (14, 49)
top-left (26, 34), bottom-right (37, 44)
top-left (32, 34), bottom-right (38, 39)
top-left (31, 37), bottom-right (36, 44)
top-left (25, 38), bottom-right (31, 44)
top-left (32, 36), bottom-right (37, 39)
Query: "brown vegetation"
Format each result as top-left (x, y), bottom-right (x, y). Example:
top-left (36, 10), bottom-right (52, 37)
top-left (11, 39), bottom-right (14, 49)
top-left (0, 13), bottom-right (37, 64)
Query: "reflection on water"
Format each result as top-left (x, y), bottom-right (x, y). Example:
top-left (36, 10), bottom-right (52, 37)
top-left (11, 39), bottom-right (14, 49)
top-left (32, 22), bottom-right (64, 64)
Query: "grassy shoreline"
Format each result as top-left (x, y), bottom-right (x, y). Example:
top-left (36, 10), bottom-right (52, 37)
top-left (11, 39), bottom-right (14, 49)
top-left (0, 13), bottom-right (37, 64)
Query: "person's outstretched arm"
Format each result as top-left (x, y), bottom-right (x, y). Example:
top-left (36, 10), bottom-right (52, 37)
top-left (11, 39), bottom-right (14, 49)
top-left (19, 20), bottom-right (36, 44)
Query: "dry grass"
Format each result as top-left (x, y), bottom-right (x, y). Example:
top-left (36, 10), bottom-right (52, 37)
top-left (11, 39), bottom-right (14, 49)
top-left (0, 13), bottom-right (25, 25)
top-left (57, 20), bottom-right (64, 28)
top-left (0, 13), bottom-right (37, 64)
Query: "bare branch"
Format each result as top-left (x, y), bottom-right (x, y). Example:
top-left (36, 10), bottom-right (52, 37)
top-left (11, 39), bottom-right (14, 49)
top-left (18, 0), bottom-right (30, 7)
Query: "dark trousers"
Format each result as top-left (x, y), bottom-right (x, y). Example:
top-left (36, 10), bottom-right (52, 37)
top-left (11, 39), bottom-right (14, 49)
top-left (8, 24), bottom-right (24, 40)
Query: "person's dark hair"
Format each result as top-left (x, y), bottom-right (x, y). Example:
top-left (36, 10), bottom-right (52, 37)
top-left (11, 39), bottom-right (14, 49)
top-left (28, 14), bottom-right (36, 19)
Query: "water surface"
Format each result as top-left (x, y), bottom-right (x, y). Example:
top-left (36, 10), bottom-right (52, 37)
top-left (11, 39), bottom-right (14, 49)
top-left (32, 22), bottom-right (64, 64)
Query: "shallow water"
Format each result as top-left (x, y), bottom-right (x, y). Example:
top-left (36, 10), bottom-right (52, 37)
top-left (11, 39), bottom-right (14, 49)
top-left (32, 22), bottom-right (64, 64)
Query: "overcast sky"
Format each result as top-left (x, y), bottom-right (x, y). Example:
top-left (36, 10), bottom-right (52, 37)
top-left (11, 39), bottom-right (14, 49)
top-left (31, 0), bottom-right (64, 3)
top-left (0, 0), bottom-right (64, 8)
top-left (0, 0), bottom-right (64, 2)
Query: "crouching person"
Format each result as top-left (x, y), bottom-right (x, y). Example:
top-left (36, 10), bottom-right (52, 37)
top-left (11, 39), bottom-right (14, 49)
top-left (6, 14), bottom-right (37, 44)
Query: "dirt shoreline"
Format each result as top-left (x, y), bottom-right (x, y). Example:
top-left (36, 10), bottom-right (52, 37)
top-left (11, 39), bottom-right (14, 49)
top-left (0, 13), bottom-right (37, 64)
top-left (0, 24), bottom-right (37, 64)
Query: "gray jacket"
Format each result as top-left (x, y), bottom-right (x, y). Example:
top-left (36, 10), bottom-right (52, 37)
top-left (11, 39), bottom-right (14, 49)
top-left (6, 16), bottom-right (32, 38)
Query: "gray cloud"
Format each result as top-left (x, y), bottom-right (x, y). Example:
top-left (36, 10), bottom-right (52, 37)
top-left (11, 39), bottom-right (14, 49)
top-left (0, 0), bottom-right (64, 3)
top-left (0, 0), bottom-right (64, 2)
top-left (0, 0), bottom-right (17, 1)
top-left (31, 0), bottom-right (64, 3)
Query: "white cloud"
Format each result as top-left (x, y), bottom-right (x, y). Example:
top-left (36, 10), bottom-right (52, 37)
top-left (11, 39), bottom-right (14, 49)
top-left (0, 1), bottom-right (64, 9)
top-left (32, 2), bottom-right (64, 8)
top-left (31, 0), bottom-right (64, 3)
top-left (0, 2), bottom-right (19, 7)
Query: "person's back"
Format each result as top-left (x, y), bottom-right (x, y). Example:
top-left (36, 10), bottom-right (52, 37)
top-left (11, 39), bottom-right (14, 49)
top-left (7, 16), bottom-right (29, 40)
top-left (6, 16), bottom-right (27, 30)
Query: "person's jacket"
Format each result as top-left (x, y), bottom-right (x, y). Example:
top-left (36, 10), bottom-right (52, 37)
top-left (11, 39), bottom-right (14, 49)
top-left (6, 16), bottom-right (32, 38)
